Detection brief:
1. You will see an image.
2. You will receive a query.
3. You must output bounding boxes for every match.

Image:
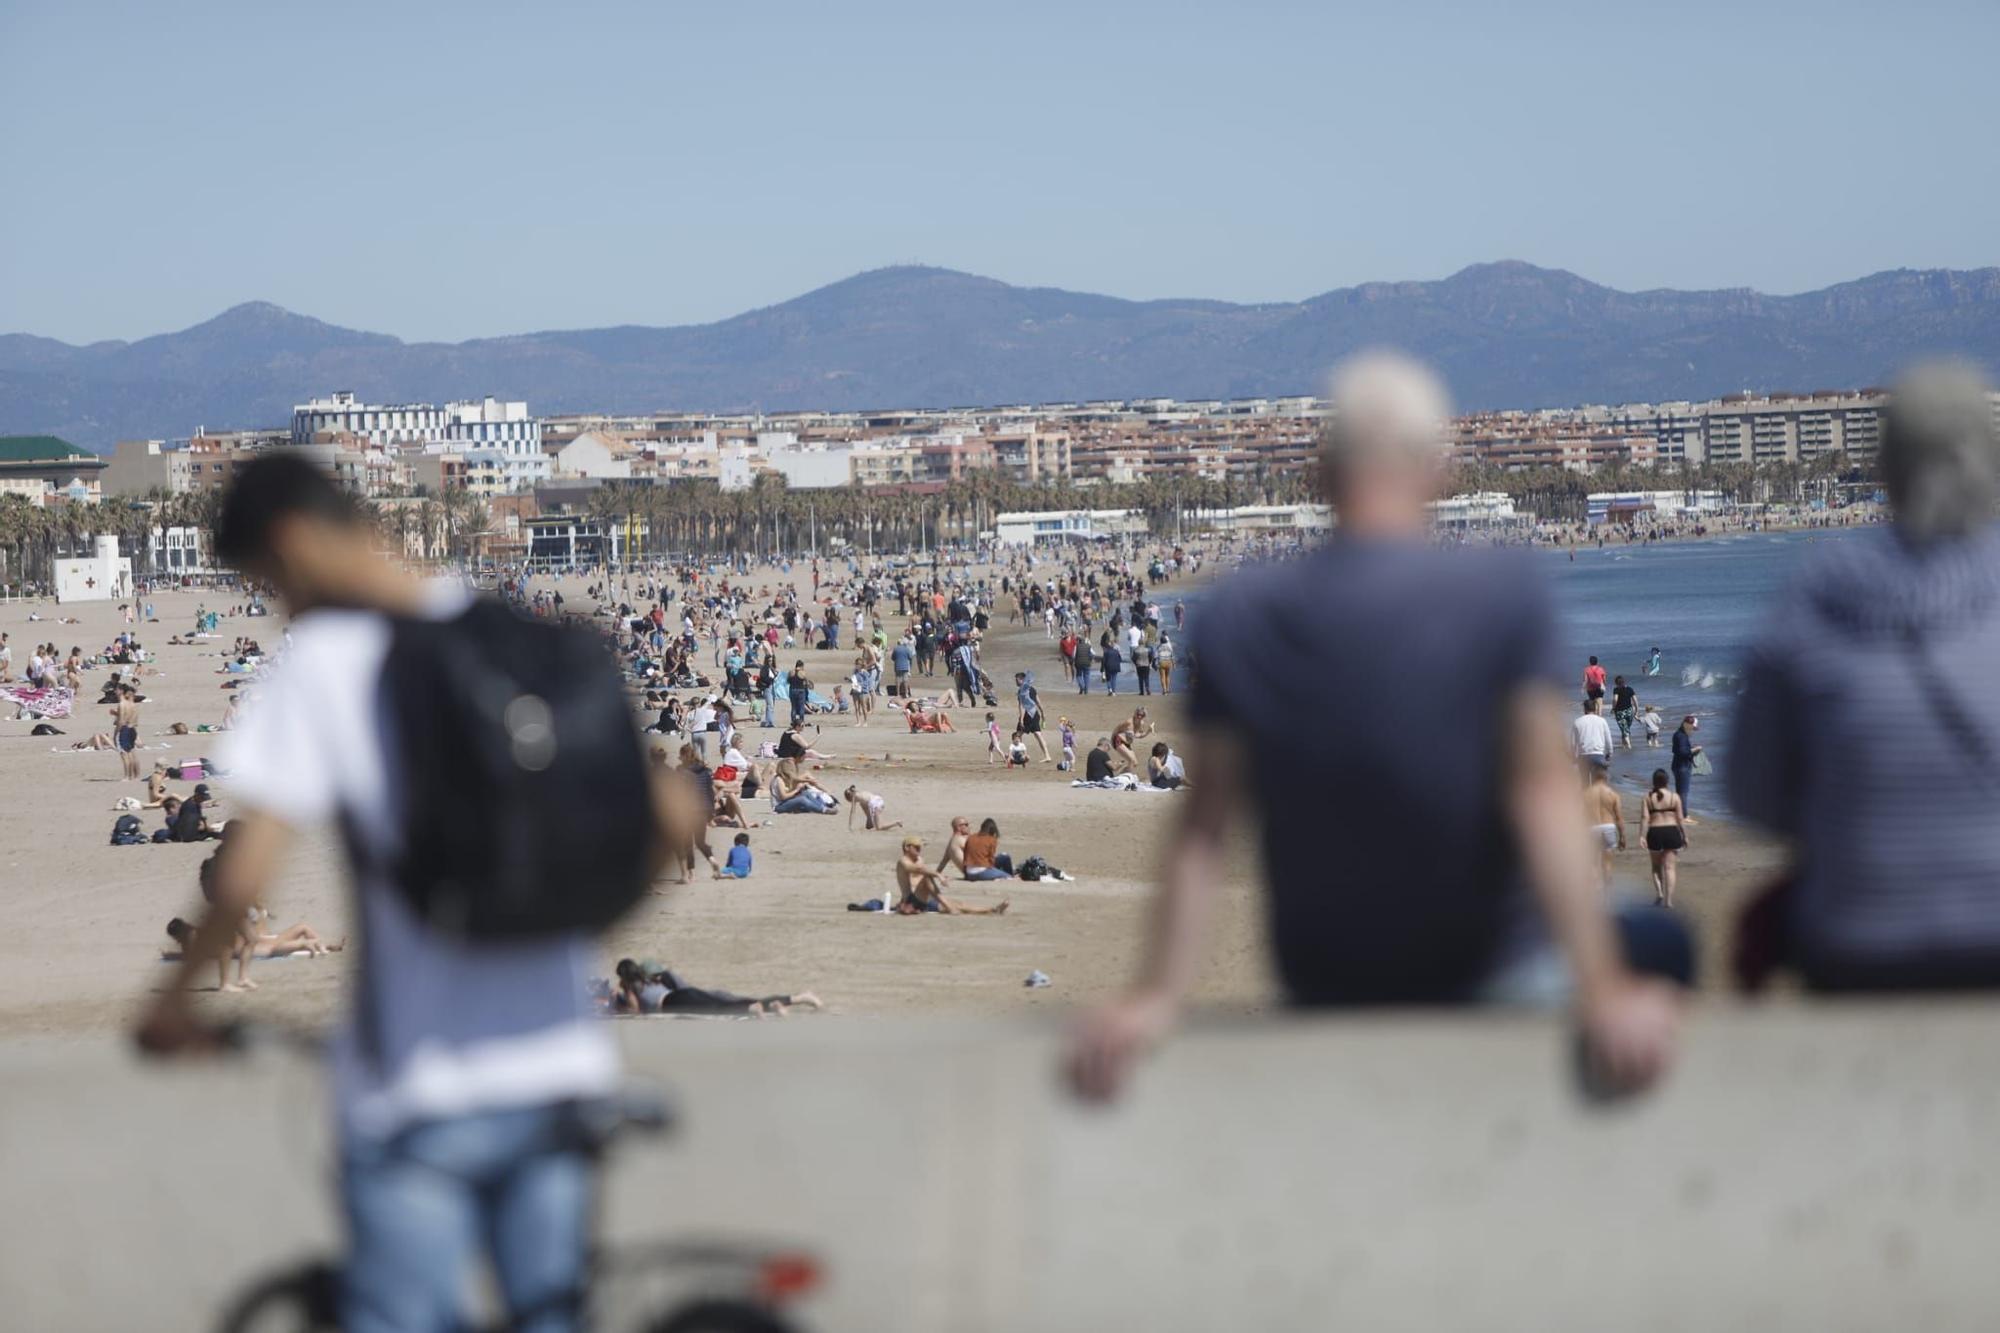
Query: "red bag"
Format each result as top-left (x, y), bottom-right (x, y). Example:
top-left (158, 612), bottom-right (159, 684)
top-left (714, 764), bottom-right (739, 783)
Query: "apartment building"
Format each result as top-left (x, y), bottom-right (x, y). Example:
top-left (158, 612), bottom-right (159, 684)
top-left (293, 391), bottom-right (548, 488)
top-left (1454, 416), bottom-right (1657, 472)
top-left (1700, 392), bottom-right (1885, 465)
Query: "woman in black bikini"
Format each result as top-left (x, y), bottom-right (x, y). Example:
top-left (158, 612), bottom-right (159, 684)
top-left (1642, 769), bottom-right (1688, 907)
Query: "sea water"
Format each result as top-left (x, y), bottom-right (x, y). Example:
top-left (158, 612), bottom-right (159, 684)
top-left (1546, 529), bottom-right (1854, 815)
top-left (1161, 529), bottom-right (1856, 819)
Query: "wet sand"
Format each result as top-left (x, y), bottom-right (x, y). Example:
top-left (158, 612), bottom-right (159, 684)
top-left (0, 566), bottom-right (1782, 1040)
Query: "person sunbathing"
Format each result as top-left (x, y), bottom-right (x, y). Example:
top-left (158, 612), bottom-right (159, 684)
top-left (163, 915), bottom-right (344, 962)
top-left (903, 699), bottom-right (955, 733)
top-left (144, 762), bottom-right (171, 806)
top-left (609, 959), bottom-right (822, 1017)
top-left (895, 838), bottom-right (1008, 915)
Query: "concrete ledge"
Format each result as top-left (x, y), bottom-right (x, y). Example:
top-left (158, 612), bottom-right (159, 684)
top-left (4, 1004), bottom-right (1998, 1331)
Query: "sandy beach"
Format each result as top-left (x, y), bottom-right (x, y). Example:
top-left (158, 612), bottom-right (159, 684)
top-left (0, 563), bottom-right (1785, 1041)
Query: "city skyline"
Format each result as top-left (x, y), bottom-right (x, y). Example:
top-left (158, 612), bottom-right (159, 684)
top-left (4, 1), bottom-right (1998, 344)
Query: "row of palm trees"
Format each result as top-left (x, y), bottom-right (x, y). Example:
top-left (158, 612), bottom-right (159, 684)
top-left (0, 487), bottom-right (223, 593)
top-left (0, 451), bottom-right (1867, 588)
top-left (579, 469), bottom-right (1323, 560)
top-left (1444, 452), bottom-right (1863, 526)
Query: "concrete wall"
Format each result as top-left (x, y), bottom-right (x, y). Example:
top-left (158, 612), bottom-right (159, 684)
top-left (4, 1005), bottom-right (1998, 1331)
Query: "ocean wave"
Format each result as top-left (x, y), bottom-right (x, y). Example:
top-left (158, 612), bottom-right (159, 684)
top-left (1679, 662), bottom-right (1723, 690)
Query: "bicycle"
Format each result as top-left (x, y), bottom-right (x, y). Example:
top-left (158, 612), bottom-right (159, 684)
top-left (211, 1028), bottom-right (820, 1333)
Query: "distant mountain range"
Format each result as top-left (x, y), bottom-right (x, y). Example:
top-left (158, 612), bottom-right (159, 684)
top-left (6, 261), bottom-right (2000, 451)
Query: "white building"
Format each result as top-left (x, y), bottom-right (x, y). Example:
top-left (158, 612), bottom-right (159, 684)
top-left (1198, 504), bottom-right (1333, 537)
top-left (994, 509), bottom-right (1147, 546)
top-left (1428, 492), bottom-right (1524, 531)
top-left (719, 446), bottom-right (754, 493)
top-left (1586, 489), bottom-right (1728, 524)
top-left (293, 392), bottom-right (547, 489)
top-left (293, 392), bottom-right (452, 446)
top-left (762, 439), bottom-right (855, 490)
top-left (54, 535), bottom-right (133, 603)
top-left (148, 525), bottom-right (212, 575)
top-left (552, 432), bottom-right (633, 481)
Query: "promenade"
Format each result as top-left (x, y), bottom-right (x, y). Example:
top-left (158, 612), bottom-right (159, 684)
top-left (6, 1004), bottom-right (1996, 1331)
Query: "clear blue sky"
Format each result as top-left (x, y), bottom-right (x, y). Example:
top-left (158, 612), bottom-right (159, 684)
top-left (3, 0), bottom-right (1995, 344)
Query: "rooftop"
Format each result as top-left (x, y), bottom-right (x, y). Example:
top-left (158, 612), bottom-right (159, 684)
top-left (0, 435), bottom-right (94, 463)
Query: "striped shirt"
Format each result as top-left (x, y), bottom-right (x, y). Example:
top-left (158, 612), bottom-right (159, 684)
top-left (1731, 525), bottom-right (2000, 985)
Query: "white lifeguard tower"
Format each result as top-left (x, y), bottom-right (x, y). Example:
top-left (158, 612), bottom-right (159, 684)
top-left (54, 534), bottom-right (133, 603)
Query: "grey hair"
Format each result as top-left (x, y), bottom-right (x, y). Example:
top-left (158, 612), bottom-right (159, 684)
top-left (1882, 362), bottom-right (1999, 544)
top-left (1320, 351), bottom-right (1453, 474)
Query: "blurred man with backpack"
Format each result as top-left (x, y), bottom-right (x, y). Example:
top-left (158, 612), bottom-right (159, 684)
top-left (135, 455), bottom-right (700, 1333)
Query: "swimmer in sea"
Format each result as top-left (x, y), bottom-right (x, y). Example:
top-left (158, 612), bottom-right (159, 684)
top-left (1645, 646), bottom-right (1662, 677)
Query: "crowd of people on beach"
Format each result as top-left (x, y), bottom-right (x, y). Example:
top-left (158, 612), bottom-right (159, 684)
top-left (90, 352), bottom-right (2000, 1331)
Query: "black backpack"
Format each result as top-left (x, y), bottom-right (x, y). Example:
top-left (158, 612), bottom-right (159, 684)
top-left (110, 814), bottom-right (145, 845)
top-left (370, 598), bottom-right (652, 940)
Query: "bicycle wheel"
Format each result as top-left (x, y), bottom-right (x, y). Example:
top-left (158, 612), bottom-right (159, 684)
top-left (649, 1297), bottom-right (798, 1333)
top-left (215, 1261), bottom-right (342, 1333)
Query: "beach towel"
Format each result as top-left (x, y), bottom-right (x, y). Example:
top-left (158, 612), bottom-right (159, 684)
top-left (2, 684), bottom-right (74, 719)
top-left (1068, 775), bottom-right (1177, 792)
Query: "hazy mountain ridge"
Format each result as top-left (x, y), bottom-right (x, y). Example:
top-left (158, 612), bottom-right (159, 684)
top-left (5, 262), bottom-right (1999, 450)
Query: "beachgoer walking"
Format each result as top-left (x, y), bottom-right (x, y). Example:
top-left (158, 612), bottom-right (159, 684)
top-left (1582, 655), bottom-right (1607, 703)
top-left (1611, 675), bottom-right (1638, 750)
top-left (1641, 770), bottom-right (1686, 907)
top-left (1585, 764), bottom-right (1625, 892)
top-left (1571, 697), bottom-right (1614, 783)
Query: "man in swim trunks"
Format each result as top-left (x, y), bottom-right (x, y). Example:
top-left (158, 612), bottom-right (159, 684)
top-left (1584, 763), bottom-right (1625, 892)
top-left (111, 684), bottom-right (142, 781)
top-left (896, 837), bottom-right (1008, 916)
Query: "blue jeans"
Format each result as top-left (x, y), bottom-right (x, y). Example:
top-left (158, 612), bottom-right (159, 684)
top-left (1104, 671), bottom-right (1120, 695)
top-left (1076, 667), bottom-right (1091, 693)
top-left (1478, 905), bottom-right (1697, 1005)
top-left (789, 692), bottom-right (808, 726)
top-left (341, 1102), bottom-right (595, 1333)
top-left (1672, 762), bottom-right (1693, 815)
top-left (774, 793), bottom-right (824, 814)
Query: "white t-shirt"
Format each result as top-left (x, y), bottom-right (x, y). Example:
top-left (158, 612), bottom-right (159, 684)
top-left (218, 583), bottom-right (616, 1140)
top-left (1570, 711), bottom-right (1614, 759)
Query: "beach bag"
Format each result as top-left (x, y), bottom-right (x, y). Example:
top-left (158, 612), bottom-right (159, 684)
top-left (713, 764), bottom-right (740, 783)
top-left (1018, 855), bottom-right (1051, 882)
top-left (110, 815), bottom-right (146, 846)
top-left (370, 597), bottom-right (653, 941)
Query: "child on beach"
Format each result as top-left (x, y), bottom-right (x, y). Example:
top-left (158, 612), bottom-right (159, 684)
top-left (1642, 705), bottom-right (1663, 747)
top-left (844, 785), bottom-right (904, 832)
top-left (1006, 731), bottom-right (1030, 768)
top-left (985, 711), bottom-right (1003, 764)
top-left (1058, 717), bottom-right (1076, 771)
top-left (715, 831), bottom-right (753, 879)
